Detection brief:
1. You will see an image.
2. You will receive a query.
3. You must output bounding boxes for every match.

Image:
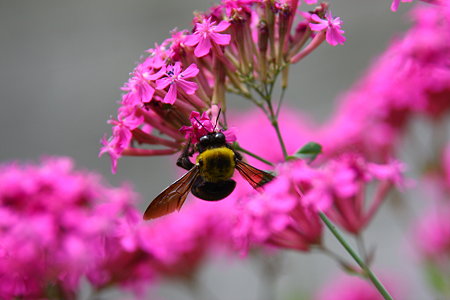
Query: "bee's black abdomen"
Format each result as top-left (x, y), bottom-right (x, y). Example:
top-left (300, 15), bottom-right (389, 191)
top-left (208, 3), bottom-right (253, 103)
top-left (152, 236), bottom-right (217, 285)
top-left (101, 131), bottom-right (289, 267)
top-left (191, 177), bottom-right (236, 201)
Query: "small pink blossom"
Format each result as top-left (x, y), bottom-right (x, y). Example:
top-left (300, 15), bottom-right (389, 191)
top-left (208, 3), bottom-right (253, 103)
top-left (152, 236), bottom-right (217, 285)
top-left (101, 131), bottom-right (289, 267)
top-left (156, 62), bottom-right (199, 104)
top-left (309, 11), bottom-right (346, 46)
top-left (413, 205), bottom-right (450, 260)
top-left (184, 17), bottom-right (231, 57)
top-left (180, 110), bottom-right (237, 144)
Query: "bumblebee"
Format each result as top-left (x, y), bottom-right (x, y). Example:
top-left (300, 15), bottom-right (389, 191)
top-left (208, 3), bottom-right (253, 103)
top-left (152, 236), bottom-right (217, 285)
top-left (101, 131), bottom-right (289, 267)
top-left (143, 131), bottom-right (275, 220)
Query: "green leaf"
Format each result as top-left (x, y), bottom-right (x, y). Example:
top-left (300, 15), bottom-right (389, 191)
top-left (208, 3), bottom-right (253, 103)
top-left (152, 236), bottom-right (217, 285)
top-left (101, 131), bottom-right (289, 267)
top-left (424, 261), bottom-right (450, 295)
top-left (289, 142), bottom-right (322, 163)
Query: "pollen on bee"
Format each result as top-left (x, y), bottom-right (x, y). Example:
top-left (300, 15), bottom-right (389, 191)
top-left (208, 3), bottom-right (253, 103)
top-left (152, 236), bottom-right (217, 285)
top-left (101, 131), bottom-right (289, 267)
top-left (196, 147), bottom-right (235, 182)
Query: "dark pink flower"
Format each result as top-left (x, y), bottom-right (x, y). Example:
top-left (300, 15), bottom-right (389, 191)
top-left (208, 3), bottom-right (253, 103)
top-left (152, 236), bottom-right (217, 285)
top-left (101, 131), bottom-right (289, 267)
top-left (156, 62), bottom-right (199, 104)
top-left (303, 155), bottom-right (405, 234)
top-left (0, 157), bottom-right (138, 299)
top-left (309, 11), bottom-right (346, 46)
top-left (233, 166), bottom-right (323, 253)
top-left (179, 109), bottom-right (236, 144)
top-left (184, 17), bottom-right (231, 57)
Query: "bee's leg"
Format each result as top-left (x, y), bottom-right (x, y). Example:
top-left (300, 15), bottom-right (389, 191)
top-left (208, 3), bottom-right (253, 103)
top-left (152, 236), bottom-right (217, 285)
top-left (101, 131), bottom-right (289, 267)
top-left (177, 142), bottom-right (195, 170)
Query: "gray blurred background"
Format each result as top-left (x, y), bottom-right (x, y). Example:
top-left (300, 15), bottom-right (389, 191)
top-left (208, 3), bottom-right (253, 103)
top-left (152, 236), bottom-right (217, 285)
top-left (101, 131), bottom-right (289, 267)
top-left (0, 1), bottom-right (425, 299)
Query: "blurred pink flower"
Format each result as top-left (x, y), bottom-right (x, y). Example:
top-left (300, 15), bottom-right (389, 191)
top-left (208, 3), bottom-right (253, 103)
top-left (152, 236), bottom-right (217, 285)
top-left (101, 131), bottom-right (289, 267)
top-left (113, 199), bottom-right (234, 281)
top-left (0, 157), bottom-right (138, 299)
top-left (316, 273), bottom-right (405, 300)
top-left (413, 204), bottom-right (450, 261)
top-left (233, 161), bottom-right (323, 253)
top-left (391, 0), bottom-right (448, 12)
top-left (318, 4), bottom-right (450, 161)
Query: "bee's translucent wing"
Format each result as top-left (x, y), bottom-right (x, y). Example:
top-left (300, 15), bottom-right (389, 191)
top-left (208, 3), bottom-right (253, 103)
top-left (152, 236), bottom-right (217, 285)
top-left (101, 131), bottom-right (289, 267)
top-left (235, 160), bottom-right (275, 190)
top-left (143, 166), bottom-right (199, 220)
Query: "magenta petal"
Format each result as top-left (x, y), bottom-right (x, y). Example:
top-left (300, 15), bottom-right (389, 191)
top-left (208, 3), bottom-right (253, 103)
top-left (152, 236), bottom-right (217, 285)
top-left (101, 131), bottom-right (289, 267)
top-left (184, 34), bottom-right (201, 46)
top-left (163, 84), bottom-right (177, 104)
top-left (181, 64), bottom-right (199, 78)
top-left (309, 22), bottom-right (328, 32)
top-left (172, 62), bottom-right (182, 75)
top-left (177, 80), bottom-right (198, 95)
top-left (209, 32), bottom-right (231, 46)
top-left (391, 0), bottom-right (400, 11)
top-left (147, 67), bottom-right (166, 80)
top-left (194, 37), bottom-right (212, 57)
top-left (326, 28), bottom-right (346, 46)
top-left (214, 20), bottom-right (230, 32)
top-left (156, 77), bottom-right (171, 90)
top-left (140, 83), bottom-right (155, 103)
top-left (311, 14), bottom-right (323, 23)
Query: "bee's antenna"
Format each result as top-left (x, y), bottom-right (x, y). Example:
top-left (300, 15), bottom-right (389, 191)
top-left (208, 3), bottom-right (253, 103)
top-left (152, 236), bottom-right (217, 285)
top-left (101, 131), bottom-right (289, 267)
top-left (213, 108), bottom-right (222, 132)
top-left (193, 117), bottom-right (211, 133)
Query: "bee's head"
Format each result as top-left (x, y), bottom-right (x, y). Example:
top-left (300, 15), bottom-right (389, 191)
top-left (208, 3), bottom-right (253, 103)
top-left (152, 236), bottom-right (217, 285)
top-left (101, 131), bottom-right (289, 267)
top-left (198, 132), bottom-right (226, 152)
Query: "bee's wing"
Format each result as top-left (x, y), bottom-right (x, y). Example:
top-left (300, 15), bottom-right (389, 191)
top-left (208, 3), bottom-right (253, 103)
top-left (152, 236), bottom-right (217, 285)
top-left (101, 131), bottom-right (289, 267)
top-left (143, 165), bottom-right (199, 220)
top-left (235, 160), bottom-right (275, 190)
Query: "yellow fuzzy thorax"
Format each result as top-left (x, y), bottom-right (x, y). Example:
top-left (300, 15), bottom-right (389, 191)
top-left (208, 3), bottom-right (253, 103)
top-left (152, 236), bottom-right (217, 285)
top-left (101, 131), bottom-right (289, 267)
top-left (196, 147), bottom-right (235, 183)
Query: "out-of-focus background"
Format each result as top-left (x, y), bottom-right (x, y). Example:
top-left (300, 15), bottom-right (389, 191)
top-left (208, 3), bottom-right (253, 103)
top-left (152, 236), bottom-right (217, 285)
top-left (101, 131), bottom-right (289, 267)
top-left (0, 1), bottom-right (423, 299)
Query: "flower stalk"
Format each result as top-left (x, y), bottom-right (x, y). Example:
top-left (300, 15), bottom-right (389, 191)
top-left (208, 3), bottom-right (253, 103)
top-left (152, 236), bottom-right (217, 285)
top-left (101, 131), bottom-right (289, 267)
top-left (318, 212), bottom-right (394, 300)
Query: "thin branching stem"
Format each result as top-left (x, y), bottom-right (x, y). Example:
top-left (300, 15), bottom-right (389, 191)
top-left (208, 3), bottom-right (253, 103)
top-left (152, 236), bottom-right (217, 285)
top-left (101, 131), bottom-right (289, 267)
top-left (319, 212), bottom-right (394, 300)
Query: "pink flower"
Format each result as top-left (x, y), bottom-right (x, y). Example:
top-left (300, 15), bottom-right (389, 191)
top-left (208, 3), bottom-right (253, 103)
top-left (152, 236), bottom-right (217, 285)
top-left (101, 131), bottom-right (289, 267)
top-left (115, 199), bottom-right (234, 280)
top-left (156, 62), bottom-right (199, 104)
top-left (184, 17), bottom-right (231, 57)
top-left (303, 155), bottom-right (405, 234)
top-left (309, 11), bottom-right (346, 46)
top-left (316, 273), bottom-right (405, 300)
top-left (413, 203), bottom-right (450, 261)
top-left (0, 157), bottom-right (138, 299)
top-left (232, 165), bottom-right (323, 253)
top-left (179, 109), bottom-right (236, 144)
top-left (391, 0), bottom-right (413, 12)
top-left (390, 0), bottom-right (448, 12)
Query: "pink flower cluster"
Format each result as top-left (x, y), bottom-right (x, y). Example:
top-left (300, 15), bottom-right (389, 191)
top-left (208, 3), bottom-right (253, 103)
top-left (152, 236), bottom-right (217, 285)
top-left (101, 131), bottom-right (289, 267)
top-left (101, 0), bottom-right (345, 173)
top-left (0, 157), bottom-right (137, 299)
top-left (391, 0), bottom-right (448, 12)
top-left (319, 4), bottom-right (450, 162)
top-left (0, 157), bottom-right (239, 299)
top-left (232, 155), bottom-right (404, 252)
top-left (115, 199), bottom-right (234, 282)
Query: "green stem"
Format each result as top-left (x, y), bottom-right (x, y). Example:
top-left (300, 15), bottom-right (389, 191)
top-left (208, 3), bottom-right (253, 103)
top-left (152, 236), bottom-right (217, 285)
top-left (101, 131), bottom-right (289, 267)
top-left (318, 212), bottom-right (394, 300)
top-left (267, 101), bottom-right (288, 160)
top-left (234, 144), bottom-right (274, 167)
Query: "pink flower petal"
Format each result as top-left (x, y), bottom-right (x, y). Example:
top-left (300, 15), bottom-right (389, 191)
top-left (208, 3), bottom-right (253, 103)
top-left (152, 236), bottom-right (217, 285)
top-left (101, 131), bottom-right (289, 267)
top-left (156, 77), bottom-right (171, 90)
top-left (163, 84), bottom-right (177, 104)
top-left (209, 32), bottom-right (231, 46)
top-left (184, 34), bottom-right (201, 46)
top-left (213, 20), bottom-right (231, 32)
top-left (194, 37), bottom-right (212, 57)
top-left (309, 22), bottom-right (328, 32)
top-left (177, 80), bottom-right (198, 95)
top-left (326, 28), bottom-right (346, 46)
top-left (180, 63), bottom-right (199, 78)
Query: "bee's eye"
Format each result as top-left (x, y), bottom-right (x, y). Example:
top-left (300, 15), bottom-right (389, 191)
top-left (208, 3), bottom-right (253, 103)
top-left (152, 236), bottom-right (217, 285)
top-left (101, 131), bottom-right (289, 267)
top-left (214, 132), bottom-right (226, 143)
top-left (199, 135), bottom-right (210, 146)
